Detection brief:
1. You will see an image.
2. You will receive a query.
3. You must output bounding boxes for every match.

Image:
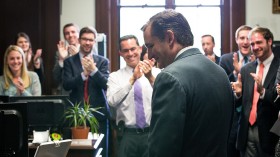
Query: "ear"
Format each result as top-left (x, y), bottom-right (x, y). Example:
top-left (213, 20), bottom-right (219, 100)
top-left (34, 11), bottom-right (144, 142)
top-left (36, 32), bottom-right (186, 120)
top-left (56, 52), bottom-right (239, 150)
top-left (165, 30), bottom-right (175, 46)
top-left (139, 46), bottom-right (142, 54)
top-left (268, 38), bottom-right (273, 46)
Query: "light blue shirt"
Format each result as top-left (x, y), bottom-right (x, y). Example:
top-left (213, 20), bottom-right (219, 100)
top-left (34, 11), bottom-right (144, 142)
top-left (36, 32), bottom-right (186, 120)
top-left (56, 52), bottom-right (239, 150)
top-left (0, 71), bottom-right (41, 96)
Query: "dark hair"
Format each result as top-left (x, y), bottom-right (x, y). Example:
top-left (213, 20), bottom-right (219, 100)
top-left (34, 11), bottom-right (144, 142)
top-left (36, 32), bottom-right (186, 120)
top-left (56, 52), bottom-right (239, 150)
top-left (79, 26), bottom-right (97, 39)
top-left (14, 32), bottom-right (32, 51)
top-left (142, 9), bottom-right (193, 47)
top-left (119, 35), bottom-right (140, 51)
top-left (201, 34), bottom-right (215, 44)
top-left (63, 23), bottom-right (80, 36)
top-left (249, 26), bottom-right (274, 42)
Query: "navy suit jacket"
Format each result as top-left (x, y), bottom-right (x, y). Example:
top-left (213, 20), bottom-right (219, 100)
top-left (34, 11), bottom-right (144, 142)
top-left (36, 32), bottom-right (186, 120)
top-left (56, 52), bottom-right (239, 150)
top-left (63, 53), bottom-right (110, 120)
top-left (214, 55), bottom-right (220, 65)
top-left (236, 57), bottom-right (280, 154)
top-left (149, 48), bottom-right (234, 157)
top-left (219, 52), bottom-right (236, 82)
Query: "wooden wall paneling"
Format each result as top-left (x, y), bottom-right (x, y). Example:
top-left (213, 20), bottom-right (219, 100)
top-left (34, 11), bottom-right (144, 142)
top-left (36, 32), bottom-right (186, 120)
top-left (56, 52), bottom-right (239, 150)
top-left (41, 0), bottom-right (60, 95)
top-left (96, 0), bottom-right (120, 72)
top-left (221, 0), bottom-right (245, 54)
top-left (0, 0), bottom-right (60, 95)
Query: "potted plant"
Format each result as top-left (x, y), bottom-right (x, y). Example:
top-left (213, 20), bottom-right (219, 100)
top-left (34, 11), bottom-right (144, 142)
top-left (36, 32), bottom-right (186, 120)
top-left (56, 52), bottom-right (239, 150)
top-left (64, 100), bottom-right (104, 139)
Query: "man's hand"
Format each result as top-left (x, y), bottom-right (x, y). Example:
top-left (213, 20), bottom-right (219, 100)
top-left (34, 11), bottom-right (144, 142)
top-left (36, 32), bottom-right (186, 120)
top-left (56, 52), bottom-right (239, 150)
top-left (82, 56), bottom-right (96, 75)
top-left (233, 52), bottom-right (243, 74)
top-left (57, 41), bottom-right (68, 60)
top-left (68, 45), bottom-right (79, 56)
top-left (277, 84), bottom-right (280, 95)
top-left (231, 74), bottom-right (242, 97)
top-left (139, 59), bottom-right (156, 85)
top-left (129, 64), bottom-right (143, 85)
top-left (250, 73), bottom-right (264, 94)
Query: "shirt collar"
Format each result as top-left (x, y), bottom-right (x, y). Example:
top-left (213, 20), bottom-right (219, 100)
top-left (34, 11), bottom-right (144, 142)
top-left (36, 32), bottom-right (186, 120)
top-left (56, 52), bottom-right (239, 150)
top-left (79, 51), bottom-right (93, 59)
top-left (175, 46), bottom-right (193, 60)
top-left (257, 53), bottom-right (274, 67)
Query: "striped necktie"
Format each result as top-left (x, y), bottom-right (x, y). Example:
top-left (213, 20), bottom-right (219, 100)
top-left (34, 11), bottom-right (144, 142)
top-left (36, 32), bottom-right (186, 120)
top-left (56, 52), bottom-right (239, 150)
top-left (134, 79), bottom-right (146, 128)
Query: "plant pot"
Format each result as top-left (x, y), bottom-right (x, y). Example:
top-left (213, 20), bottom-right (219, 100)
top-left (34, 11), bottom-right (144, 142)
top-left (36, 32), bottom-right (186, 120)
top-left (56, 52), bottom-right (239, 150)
top-left (71, 127), bottom-right (90, 139)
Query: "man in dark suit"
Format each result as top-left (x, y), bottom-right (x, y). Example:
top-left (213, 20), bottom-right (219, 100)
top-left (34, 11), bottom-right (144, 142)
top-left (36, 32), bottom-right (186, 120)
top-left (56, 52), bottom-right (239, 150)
top-left (201, 34), bottom-right (220, 64)
top-left (142, 9), bottom-right (234, 157)
top-left (53, 23), bottom-right (80, 95)
top-left (219, 25), bottom-right (253, 157)
top-left (232, 26), bottom-right (279, 157)
top-left (220, 25), bottom-right (253, 82)
top-left (63, 26), bottom-right (110, 157)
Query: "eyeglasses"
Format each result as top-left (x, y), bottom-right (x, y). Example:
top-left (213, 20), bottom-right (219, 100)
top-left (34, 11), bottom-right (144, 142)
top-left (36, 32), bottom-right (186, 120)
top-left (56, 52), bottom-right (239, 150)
top-left (80, 38), bottom-right (95, 42)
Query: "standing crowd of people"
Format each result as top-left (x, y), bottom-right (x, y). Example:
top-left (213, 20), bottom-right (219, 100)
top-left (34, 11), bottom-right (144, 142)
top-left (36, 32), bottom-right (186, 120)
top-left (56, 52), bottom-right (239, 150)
top-left (1, 9), bottom-right (280, 157)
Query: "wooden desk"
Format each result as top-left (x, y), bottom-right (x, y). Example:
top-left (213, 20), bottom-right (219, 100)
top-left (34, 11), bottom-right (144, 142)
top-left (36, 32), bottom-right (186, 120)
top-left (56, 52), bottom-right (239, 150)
top-left (29, 135), bottom-right (104, 157)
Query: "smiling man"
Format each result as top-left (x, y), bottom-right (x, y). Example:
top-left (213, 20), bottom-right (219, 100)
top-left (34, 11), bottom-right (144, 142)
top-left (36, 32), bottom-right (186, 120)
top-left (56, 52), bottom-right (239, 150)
top-left (142, 9), bottom-right (233, 157)
top-left (219, 25), bottom-right (253, 157)
top-left (232, 26), bottom-right (280, 157)
top-left (106, 35), bottom-right (160, 157)
top-left (53, 23), bottom-right (80, 95)
top-left (62, 26), bottom-right (110, 157)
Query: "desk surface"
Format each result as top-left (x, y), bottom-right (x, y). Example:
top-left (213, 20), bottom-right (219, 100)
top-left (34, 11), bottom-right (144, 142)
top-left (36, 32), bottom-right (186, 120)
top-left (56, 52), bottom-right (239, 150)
top-left (28, 135), bottom-right (104, 157)
top-left (29, 139), bottom-right (95, 149)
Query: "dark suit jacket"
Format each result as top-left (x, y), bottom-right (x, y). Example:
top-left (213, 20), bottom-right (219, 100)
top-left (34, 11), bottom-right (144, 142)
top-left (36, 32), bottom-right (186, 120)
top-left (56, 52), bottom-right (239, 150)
top-left (63, 53), bottom-right (110, 120)
top-left (214, 55), bottom-right (220, 65)
top-left (149, 48), bottom-right (234, 157)
top-left (219, 52), bottom-right (236, 82)
top-left (236, 57), bottom-right (280, 154)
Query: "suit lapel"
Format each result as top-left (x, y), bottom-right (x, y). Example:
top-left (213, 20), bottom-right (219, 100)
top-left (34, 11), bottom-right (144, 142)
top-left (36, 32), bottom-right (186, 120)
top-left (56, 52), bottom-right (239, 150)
top-left (73, 53), bottom-right (83, 73)
top-left (263, 57), bottom-right (279, 88)
top-left (247, 61), bottom-right (257, 100)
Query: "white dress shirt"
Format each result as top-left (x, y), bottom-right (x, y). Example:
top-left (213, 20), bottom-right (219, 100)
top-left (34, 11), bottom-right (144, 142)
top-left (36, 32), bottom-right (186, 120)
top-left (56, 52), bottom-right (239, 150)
top-left (106, 65), bottom-right (161, 128)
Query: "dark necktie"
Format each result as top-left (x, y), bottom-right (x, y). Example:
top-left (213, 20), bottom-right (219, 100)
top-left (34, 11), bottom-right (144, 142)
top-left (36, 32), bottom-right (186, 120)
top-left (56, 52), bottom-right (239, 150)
top-left (244, 56), bottom-right (248, 65)
top-left (134, 79), bottom-right (146, 128)
top-left (249, 63), bottom-right (264, 125)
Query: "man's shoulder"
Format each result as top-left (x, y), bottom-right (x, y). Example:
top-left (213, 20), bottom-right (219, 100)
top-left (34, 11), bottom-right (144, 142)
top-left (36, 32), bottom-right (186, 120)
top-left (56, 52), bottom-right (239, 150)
top-left (64, 53), bottom-right (79, 62)
top-left (220, 52), bottom-right (234, 58)
top-left (93, 54), bottom-right (109, 63)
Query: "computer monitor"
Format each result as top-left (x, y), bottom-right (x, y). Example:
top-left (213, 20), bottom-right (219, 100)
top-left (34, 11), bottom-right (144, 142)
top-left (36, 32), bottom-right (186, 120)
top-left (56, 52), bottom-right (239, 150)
top-left (0, 95), bottom-right (10, 103)
top-left (0, 102), bottom-right (28, 157)
top-left (9, 95), bottom-right (71, 136)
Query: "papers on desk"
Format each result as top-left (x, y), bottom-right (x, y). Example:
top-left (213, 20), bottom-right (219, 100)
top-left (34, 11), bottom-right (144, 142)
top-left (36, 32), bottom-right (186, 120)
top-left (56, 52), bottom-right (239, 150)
top-left (70, 133), bottom-right (104, 149)
top-left (34, 139), bottom-right (72, 157)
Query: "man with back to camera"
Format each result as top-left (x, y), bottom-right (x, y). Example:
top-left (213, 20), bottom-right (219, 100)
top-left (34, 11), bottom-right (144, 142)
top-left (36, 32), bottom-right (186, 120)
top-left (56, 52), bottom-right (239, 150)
top-left (142, 9), bottom-right (234, 157)
top-left (107, 35), bottom-right (160, 157)
top-left (232, 26), bottom-right (280, 157)
top-left (53, 23), bottom-right (80, 95)
top-left (63, 26), bottom-right (110, 157)
top-left (201, 34), bottom-right (220, 64)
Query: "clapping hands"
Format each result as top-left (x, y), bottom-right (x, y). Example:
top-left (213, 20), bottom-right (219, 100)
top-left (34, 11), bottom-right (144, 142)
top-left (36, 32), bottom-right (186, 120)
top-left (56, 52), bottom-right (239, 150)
top-left (231, 74), bottom-right (242, 97)
top-left (81, 55), bottom-right (96, 76)
top-left (57, 40), bottom-right (79, 60)
top-left (13, 77), bottom-right (24, 95)
top-left (33, 49), bottom-right (42, 69)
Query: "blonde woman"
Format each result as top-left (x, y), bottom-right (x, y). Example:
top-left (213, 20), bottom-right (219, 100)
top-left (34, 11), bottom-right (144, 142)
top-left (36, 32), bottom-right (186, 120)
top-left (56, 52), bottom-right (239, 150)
top-left (0, 45), bottom-right (41, 96)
